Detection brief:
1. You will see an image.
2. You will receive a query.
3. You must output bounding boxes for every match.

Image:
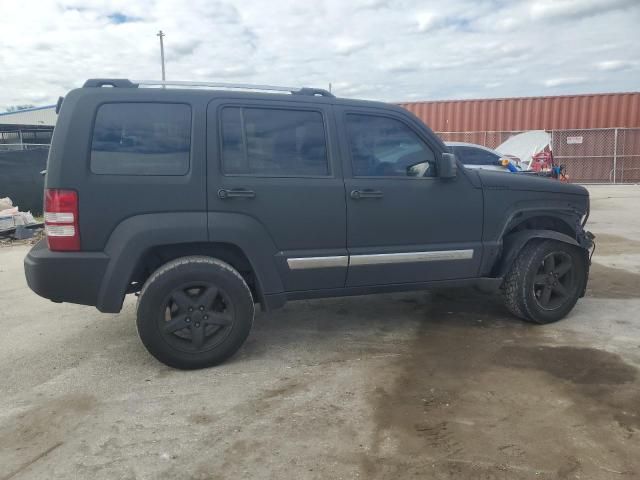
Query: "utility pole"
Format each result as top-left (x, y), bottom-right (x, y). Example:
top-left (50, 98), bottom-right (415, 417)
top-left (157, 30), bottom-right (166, 85)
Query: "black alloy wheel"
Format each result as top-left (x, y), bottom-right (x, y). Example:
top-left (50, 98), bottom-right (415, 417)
top-left (503, 240), bottom-right (588, 324)
top-left (136, 256), bottom-right (254, 369)
top-left (160, 283), bottom-right (235, 353)
top-left (532, 251), bottom-right (576, 310)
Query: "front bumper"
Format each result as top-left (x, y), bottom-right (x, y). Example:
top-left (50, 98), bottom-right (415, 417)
top-left (24, 239), bottom-right (110, 308)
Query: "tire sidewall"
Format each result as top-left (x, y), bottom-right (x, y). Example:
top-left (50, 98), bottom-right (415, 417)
top-left (521, 241), bottom-right (587, 324)
top-left (137, 257), bottom-right (254, 369)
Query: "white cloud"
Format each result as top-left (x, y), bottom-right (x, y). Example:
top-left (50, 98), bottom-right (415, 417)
top-left (332, 37), bottom-right (370, 56)
top-left (543, 77), bottom-right (588, 88)
top-left (595, 60), bottom-right (637, 71)
top-left (415, 11), bottom-right (438, 32)
top-left (0, 0), bottom-right (639, 111)
top-left (530, 0), bottom-right (637, 21)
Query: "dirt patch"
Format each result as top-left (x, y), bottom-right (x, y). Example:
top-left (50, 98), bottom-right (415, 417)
top-left (362, 291), bottom-right (640, 478)
top-left (587, 263), bottom-right (640, 299)
top-left (495, 345), bottom-right (640, 431)
top-left (361, 291), bottom-right (533, 478)
top-left (0, 394), bottom-right (96, 480)
top-left (260, 379), bottom-right (304, 400)
top-left (495, 345), bottom-right (637, 385)
top-left (0, 394), bottom-right (95, 451)
top-left (592, 233), bottom-right (640, 255)
top-left (187, 413), bottom-right (215, 425)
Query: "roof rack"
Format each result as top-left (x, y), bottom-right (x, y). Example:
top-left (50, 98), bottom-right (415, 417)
top-left (82, 78), bottom-right (335, 98)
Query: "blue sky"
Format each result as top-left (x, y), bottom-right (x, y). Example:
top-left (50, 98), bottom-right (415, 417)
top-left (0, 0), bottom-right (639, 110)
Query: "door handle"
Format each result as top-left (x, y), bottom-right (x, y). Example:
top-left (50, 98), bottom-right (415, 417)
top-left (218, 188), bottom-right (256, 199)
top-left (350, 189), bottom-right (383, 199)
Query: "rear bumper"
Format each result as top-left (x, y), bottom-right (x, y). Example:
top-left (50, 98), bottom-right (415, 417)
top-left (24, 239), bottom-right (110, 308)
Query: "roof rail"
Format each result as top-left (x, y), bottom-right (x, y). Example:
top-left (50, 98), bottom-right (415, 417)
top-left (82, 78), bottom-right (335, 97)
top-left (83, 79), bottom-right (137, 88)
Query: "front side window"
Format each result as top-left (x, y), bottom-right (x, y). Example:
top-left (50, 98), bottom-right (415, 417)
top-left (221, 107), bottom-right (329, 176)
top-left (91, 103), bottom-right (191, 175)
top-left (346, 114), bottom-right (436, 177)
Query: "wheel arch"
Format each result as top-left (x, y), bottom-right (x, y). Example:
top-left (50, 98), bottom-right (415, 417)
top-left (494, 229), bottom-right (583, 278)
top-left (96, 212), bottom-right (284, 313)
top-left (478, 208), bottom-right (588, 279)
top-left (502, 212), bottom-right (578, 239)
top-left (130, 242), bottom-right (257, 297)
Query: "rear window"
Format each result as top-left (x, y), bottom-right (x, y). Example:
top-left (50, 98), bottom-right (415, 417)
top-left (90, 103), bottom-right (191, 175)
top-left (220, 107), bottom-right (329, 176)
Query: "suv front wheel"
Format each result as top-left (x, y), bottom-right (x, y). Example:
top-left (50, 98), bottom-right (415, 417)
top-left (136, 256), bottom-right (254, 369)
top-left (502, 239), bottom-right (588, 324)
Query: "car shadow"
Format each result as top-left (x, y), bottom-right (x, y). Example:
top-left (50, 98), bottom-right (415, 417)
top-left (236, 288), bottom-right (526, 363)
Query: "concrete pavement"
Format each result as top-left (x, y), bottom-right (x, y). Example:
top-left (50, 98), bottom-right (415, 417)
top-left (1, 185), bottom-right (639, 479)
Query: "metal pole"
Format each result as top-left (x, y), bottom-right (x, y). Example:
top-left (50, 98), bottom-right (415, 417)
top-left (157, 30), bottom-right (166, 85)
top-left (613, 128), bottom-right (618, 184)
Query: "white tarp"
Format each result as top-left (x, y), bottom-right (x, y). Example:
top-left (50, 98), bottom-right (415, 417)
top-left (497, 130), bottom-right (551, 170)
top-left (0, 197), bottom-right (36, 231)
top-left (0, 197), bottom-right (12, 211)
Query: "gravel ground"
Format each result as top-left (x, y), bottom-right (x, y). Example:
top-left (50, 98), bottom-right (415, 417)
top-left (0, 185), bottom-right (639, 480)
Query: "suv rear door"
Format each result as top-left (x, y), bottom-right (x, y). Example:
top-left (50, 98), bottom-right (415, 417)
top-left (206, 98), bottom-right (347, 291)
top-left (336, 106), bottom-right (483, 287)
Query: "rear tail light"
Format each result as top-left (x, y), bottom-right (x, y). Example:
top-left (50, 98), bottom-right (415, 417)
top-left (44, 189), bottom-right (80, 251)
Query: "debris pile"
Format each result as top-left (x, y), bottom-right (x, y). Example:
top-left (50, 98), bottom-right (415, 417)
top-left (0, 197), bottom-right (41, 240)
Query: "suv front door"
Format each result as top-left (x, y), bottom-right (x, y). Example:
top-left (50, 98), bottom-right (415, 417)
top-left (337, 108), bottom-right (483, 287)
top-left (207, 98), bottom-right (347, 292)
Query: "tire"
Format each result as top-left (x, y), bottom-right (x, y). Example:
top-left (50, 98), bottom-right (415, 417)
top-left (502, 239), bottom-right (587, 324)
top-left (136, 256), bottom-right (254, 369)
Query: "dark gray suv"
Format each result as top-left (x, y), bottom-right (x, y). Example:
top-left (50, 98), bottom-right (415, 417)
top-left (24, 79), bottom-right (594, 369)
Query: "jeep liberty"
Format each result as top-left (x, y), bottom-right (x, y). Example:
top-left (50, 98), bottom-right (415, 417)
top-left (24, 79), bottom-right (594, 369)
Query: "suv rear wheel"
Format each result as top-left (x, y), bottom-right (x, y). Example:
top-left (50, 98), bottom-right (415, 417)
top-left (502, 240), bottom-right (587, 324)
top-left (136, 256), bottom-right (254, 369)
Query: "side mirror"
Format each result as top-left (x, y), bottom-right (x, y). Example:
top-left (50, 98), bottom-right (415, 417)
top-left (438, 152), bottom-right (457, 179)
top-left (406, 161), bottom-right (431, 177)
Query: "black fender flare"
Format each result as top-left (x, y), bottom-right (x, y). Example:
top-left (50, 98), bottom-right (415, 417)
top-left (495, 204), bottom-right (580, 241)
top-left (96, 213), bottom-right (208, 312)
top-left (206, 211), bottom-right (284, 299)
top-left (495, 229), bottom-right (583, 278)
top-left (96, 212), bottom-right (285, 313)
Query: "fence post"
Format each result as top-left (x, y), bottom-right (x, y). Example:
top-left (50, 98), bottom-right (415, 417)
top-left (613, 128), bottom-right (618, 184)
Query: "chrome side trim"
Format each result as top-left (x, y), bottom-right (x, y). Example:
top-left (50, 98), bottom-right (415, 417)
top-left (349, 249), bottom-right (474, 266)
top-left (287, 256), bottom-right (349, 270)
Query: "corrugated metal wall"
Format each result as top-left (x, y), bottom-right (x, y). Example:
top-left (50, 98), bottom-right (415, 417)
top-left (399, 92), bottom-right (640, 132)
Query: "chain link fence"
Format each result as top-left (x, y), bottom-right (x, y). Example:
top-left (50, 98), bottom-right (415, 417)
top-left (0, 129), bottom-right (53, 151)
top-left (437, 128), bottom-right (640, 183)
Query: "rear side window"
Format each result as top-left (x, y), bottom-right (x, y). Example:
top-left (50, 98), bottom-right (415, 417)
top-left (221, 107), bottom-right (329, 176)
top-left (91, 103), bottom-right (191, 175)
